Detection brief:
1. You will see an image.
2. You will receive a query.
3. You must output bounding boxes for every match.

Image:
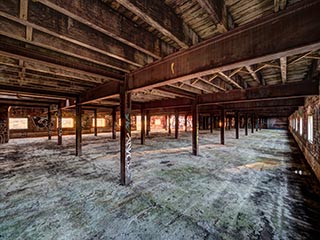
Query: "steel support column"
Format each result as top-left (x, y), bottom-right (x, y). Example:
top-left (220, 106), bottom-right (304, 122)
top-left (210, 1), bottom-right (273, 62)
top-left (221, 109), bottom-right (225, 145)
top-left (76, 99), bottom-right (82, 156)
top-left (120, 83), bottom-right (132, 185)
top-left (192, 100), bottom-right (199, 156)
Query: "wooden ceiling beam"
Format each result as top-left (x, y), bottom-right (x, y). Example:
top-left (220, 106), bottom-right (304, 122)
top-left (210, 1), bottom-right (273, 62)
top-left (245, 65), bottom-right (261, 84)
top-left (157, 86), bottom-right (196, 99)
top-left (196, 0), bottom-right (228, 33)
top-left (199, 80), bottom-right (319, 105)
top-left (0, 84), bottom-right (78, 98)
top-left (28, 0), bottom-right (172, 59)
top-left (218, 72), bottom-right (243, 89)
top-left (198, 77), bottom-right (226, 92)
top-left (0, 13), bottom-right (137, 73)
top-left (115, 0), bottom-right (199, 48)
top-left (0, 44), bottom-right (123, 83)
top-left (125, 1), bottom-right (320, 93)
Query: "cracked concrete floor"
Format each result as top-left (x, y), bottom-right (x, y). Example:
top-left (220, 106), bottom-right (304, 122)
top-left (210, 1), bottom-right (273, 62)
top-left (1, 129), bottom-right (320, 240)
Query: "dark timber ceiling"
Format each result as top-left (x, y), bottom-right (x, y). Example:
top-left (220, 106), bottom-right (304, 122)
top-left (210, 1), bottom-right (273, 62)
top-left (0, 0), bottom-right (319, 117)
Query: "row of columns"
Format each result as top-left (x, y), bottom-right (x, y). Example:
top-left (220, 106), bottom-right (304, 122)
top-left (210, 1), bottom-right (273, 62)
top-left (50, 91), bottom-right (263, 186)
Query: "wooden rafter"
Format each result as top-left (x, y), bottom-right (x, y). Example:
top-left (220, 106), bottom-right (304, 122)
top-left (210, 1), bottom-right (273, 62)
top-left (245, 65), bottom-right (261, 84)
top-left (114, 0), bottom-right (199, 48)
top-left (218, 72), bottom-right (243, 89)
top-left (280, 57), bottom-right (287, 84)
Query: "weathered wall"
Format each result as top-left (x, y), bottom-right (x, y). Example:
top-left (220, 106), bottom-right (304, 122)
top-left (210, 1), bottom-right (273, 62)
top-left (266, 117), bottom-right (288, 129)
top-left (0, 105), bottom-right (9, 144)
top-left (289, 96), bottom-right (320, 182)
top-left (8, 107), bottom-right (137, 139)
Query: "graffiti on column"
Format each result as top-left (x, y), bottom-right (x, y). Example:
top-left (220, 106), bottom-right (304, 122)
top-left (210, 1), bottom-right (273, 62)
top-left (0, 120), bottom-right (8, 144)
top-left (125, 113), bottom-right (132, 182)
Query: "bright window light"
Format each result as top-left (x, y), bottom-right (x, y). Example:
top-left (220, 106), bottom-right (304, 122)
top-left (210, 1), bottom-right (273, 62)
top-left (308, 115), bottom-right (313, 143)
top-left (9, 118), bottom-right (28, 129)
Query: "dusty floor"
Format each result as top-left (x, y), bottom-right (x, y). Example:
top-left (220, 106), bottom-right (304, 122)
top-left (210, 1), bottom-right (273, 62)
top-left (0, 129), bottom-right (320, 240)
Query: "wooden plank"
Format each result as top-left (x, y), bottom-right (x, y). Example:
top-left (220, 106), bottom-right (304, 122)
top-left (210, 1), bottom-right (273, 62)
top-left (127, 1), bottom-right (320, 92)
top-left (218, 72), bottom-right (243, 89)
top-left (34, 0), bottom-right (173, 58)
top-left (120, 83), bottom-right (132, 185)
top-left (245, 65), bottom-right (261, 84)
top-left (0, 41), bottom-right (123, 82)
top-left (196, 0), bottom-right (228, 32)
top-left (115, 0), bottom-right (198, 48)
top-left (192, 100), bottom-right (199, 155)
top-left (280, 57), bottom-right (287, 84)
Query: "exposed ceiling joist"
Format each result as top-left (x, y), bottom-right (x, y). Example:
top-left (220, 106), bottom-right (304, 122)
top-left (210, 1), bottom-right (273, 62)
top-left (218, 72), bottom-right (243, 89)
top-left (245, 65), bottom-right (261, 84)
top-left (196, 0), bottom-right (228, 32)
top-left (115, 0), bottom-right (199, 48)
top-left (29, 0), bottom-right (170, 59)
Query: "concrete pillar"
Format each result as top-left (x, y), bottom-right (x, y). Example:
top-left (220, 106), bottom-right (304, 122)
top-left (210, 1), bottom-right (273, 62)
top-left (120, 84), bottom-right (132, 185)
top-left (0, 105), bottom-right (9, 144)
top-left (192, 100), bottom-right (199, 156)
top-left (76, 100), bottom-right (82, 156)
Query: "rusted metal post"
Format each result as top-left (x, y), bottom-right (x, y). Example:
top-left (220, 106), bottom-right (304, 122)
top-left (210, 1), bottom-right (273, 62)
top-left (120, 82), bottom-right (132, 185)
top-left (175, 110), bottom-right (179, 139)
top-left (76, 98), bottom-right (82, 156)
top-left (192, 100), bottom-right (199, 155)
top-left (221, 109), bottom-right (225, 145)
top-left (57, 102), bottom-right (62, 145)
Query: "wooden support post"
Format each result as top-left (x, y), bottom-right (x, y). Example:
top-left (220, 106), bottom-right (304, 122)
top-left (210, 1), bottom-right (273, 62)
top-left (175, 110), bottom-right (179, 139)
top-left (112, 107), bottom-right (116, 139)
top-left (94, 109), bottom-right (98, 136)
top-left (141, 108), bottom-right (145, 145)
top-left (256, 116), bottom-right (259, 131)
top-left (185, 114), bottom-right (188, 132)
top-left (228, 116), bottom-right (232, 130)
top-left (251, 114), bottom-right (254, 133)
top-left (146, 111), bottom-right (151, 136)
top-left (168, 114), bottom-right (171, 135)
top-left (235, 111), bottom-right (239, 139)
top-left (120, 83), bottom-right (132, 185)
top-left (245, 113), bottom-right (248, 136)
top-left (210, 113), bottom-right (213, 133)
top-left (221, 109), bottom-right (225, 145)
top-left (76, 98), bottom-right (82, 156)
top-left (57, 103), bottom-right (62, 145)
top-left (47, 106), bottom-right (52, 140)
top-left (192, 100), bottom-right (199, 156)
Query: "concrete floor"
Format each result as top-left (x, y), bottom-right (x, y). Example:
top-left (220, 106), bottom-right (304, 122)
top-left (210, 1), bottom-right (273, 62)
top-left (0, 129), bottom-right (320, 240)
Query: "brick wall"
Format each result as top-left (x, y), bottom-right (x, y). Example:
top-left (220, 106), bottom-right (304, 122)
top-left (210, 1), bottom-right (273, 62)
top-left (0, 105), bottom-right (9, 144)
top-left (289, 96), bottom-right (320, 182)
